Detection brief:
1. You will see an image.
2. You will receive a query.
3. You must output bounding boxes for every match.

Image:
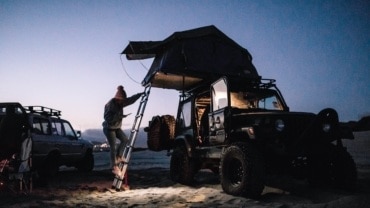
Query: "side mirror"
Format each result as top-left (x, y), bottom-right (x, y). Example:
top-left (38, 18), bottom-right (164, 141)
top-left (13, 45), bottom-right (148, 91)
top-left (76, 130), bottom-right (81, 138)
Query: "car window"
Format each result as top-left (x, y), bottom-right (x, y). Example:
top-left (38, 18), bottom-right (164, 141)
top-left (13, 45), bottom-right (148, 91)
top-left (50, 120), bottom-right (76, 138)
top-left (51, 120), bottom-right (62, 135)
top-left (0, 105), bottom-right (24, 115)
top-left (63, 121), bottom-right (76, 138)
top-left (33, 117), bottom-right (51, 135)
top-left (180, 101), bottom-right (192, 128)
top-left (230, 90), bottom-right (284, 111)
top-left (258, 95), bottom-right (283, 110)
top-left (212, 78), bottom-right (228, 110)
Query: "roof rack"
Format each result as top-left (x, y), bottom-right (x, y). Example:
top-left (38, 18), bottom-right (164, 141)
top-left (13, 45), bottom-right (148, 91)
top-left (260, 79), bottom-right (276, 89)
top-left (24, 106), bottom-right (61, 117)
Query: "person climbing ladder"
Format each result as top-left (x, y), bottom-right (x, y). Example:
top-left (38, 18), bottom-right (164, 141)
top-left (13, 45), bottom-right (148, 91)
top-left (102, 85), bottom-right (143, 176)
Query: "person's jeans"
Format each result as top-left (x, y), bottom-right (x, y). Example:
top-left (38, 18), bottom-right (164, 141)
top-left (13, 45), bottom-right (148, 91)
top-left (103, 128), bottom-right (128, 168)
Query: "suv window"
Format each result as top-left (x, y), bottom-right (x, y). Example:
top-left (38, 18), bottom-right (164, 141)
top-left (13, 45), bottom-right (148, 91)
top-left (51, 120), bottom-right (76, 138)
top-left (0, 106), bottom-right (24, 115)
top-left (52, 120), bottom-right (63, 135)
top-left (33, 117), bottom-right (51, 135)
top-left (63, 121), bottom-right (76, 138)
top-left (179, 101), bottom-right (192, 128)
top-left (258, 94), bottom-right (282, 110)
top-left (230, 90), bottom-right (283, 110)
top-left (212, 78), bottom-right (228, 110)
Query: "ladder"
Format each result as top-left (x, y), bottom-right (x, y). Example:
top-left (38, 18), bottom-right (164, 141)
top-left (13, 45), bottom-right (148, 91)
top-left (112, 84), bottom-right (151, 191)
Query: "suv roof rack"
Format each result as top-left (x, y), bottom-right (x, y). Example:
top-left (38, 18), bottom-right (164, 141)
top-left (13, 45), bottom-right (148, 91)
top-left (24, 106), bottom-right (61, 117)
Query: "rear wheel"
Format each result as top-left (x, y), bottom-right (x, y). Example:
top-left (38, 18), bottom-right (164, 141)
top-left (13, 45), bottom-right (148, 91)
top-left (39, 153), bottom-right (60, 177)
top-left (170, 144), bottom-right (195, 185)
top-left (220, 143), bottom-right (265, 198)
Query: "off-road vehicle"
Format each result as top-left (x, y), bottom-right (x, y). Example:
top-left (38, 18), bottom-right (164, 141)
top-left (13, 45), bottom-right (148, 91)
top-left (166, 77), bottom-right (355, 197)
top-left (122, 25), bottom-right (357, 197)
top-left (0, 103), bottom-right (94, 176)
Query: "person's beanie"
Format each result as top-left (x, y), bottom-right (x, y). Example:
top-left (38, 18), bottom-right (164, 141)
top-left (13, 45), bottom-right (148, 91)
top-left (114, 85), bottom-right (127, 100)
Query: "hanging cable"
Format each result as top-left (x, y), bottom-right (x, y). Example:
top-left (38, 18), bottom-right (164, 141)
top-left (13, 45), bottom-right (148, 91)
top-left (120, 41), bottom-right (153, 85)
top-left (128, 41), bottom-right (150, 72)
top-left (139, 59), bottom-right (150, 71)
top-left (120, 54), bottom-right (141, 85)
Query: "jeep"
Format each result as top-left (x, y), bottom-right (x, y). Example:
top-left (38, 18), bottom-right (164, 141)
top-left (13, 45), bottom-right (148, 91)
top-left (0, 103), bottom-right (94, 176)
top-left (166, 76), bottom-right (356, 197)
top-left (146, 76), bottom-right (357, 197)
top-left (122, 25), bottom-right (357, 198)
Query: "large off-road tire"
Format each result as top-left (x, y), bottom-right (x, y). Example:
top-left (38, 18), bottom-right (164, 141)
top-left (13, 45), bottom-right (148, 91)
top-left (220, 143), bottom-right (265, 198)
top-left (308, 144), bottom-right (357, 190)
top-left (329, 146), bottom-right (357, 190)
top-left (170, 145), bottom-right (195, 185)
top-left (147, 116), bottom-right (162, 151)
top-left (76, 151), bottom-right (94, 172)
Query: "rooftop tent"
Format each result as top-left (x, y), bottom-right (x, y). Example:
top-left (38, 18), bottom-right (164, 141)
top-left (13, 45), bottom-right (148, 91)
top-left (121, 25), bottom-right (260, 90)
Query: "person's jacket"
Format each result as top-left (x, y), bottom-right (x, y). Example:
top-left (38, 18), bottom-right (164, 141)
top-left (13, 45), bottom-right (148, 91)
top-left (102, 93), bottom-right (142, 129)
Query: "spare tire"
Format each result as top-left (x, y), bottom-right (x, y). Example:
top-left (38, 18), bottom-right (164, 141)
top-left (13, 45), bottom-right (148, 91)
top-left (147, 115), bottom-right (175, 151)
top-left (147, 116), bottom-right (162, 151)
top-left (161, 115), bottom-right (176, 148)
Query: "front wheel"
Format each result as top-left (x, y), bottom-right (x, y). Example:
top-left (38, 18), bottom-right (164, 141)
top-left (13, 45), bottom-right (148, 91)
top-left (220, 142), bottom-right (265, 198)
top-left (76, 151), bottom-right (94, 172)
top-left (308, 144), bottom-right (357, 190)
top-left (170, 145), bottom-right (195, 185)
top-left (328, 145), bottom-right (357, 190)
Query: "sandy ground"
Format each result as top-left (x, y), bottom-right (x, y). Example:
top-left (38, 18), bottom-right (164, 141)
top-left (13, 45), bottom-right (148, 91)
top-left (1, 131), bottom-right (369, 208)
top-left (1, 166), bottom-right (370, 207)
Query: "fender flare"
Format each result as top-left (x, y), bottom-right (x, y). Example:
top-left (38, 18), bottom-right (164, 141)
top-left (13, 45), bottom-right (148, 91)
top-left (173, 135), bottom-right (194, 157)
top-left (317, 108), bottom-right (341, 141)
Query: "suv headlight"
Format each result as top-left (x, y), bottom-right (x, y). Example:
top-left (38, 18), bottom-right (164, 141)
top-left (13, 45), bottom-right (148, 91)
top-left (275, 119), bottom-right (285, 131)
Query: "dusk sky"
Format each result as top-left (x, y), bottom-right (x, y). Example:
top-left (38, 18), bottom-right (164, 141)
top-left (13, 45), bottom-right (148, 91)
top-left (1, 0), bottom-right (369, 132)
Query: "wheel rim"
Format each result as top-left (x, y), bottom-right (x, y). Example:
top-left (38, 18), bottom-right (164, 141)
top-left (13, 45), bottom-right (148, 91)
top-left (227, 158), bottom-right (243, 186)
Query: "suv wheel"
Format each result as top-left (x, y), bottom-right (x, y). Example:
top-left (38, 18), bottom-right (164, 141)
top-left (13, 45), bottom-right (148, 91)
top-left (76, 151), bottom-right (94, 172)
top-left (220, 142), bottom-right (265, 198)
top-left (170, 144), bottom-right (195, 185)
top-left (40, 153), bottom-right (60, 177)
